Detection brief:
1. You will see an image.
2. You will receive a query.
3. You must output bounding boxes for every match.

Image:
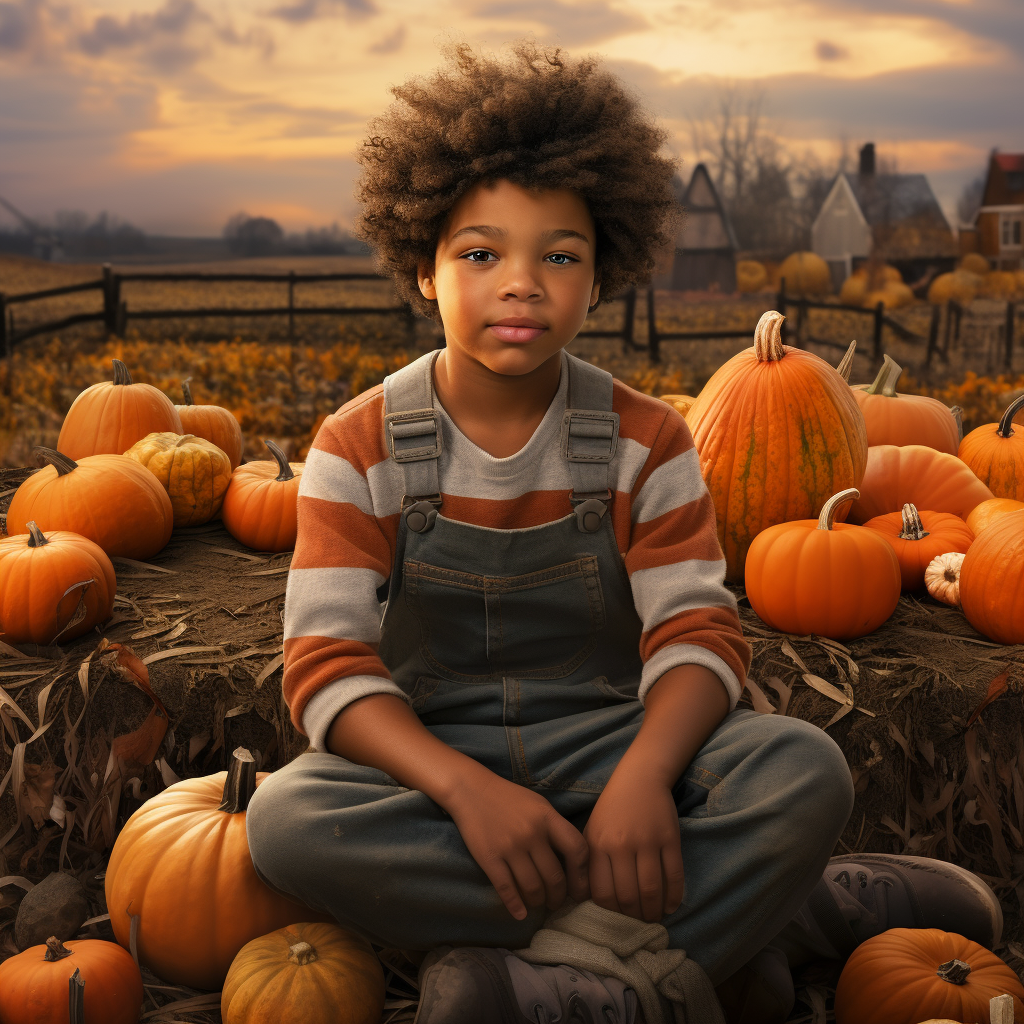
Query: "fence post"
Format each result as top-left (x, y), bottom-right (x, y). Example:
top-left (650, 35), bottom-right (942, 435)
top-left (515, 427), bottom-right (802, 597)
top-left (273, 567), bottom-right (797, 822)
top-left (926, 304), bottom-right (940, 367)
top-left (872, 301), bottom-right (884, 364)
top-left (288, 270), bottom-right (295, 343)
top-left (794, 297), bottom-right (806, 350)
top-left (622, 286), bottom-right (637, 354)
top-left (1005, 301), bottom-right (1015, 370)
top-left (646, 287), bottom-right (660, 364)
top-left (102, 264), bottom-right (118, 336)
top-left (776, 280), bottom-right (787, 343)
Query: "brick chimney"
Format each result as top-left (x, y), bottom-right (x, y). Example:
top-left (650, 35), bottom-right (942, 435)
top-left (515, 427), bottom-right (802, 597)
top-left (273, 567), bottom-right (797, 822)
top-left (859, 142), bottom-right (876, 176)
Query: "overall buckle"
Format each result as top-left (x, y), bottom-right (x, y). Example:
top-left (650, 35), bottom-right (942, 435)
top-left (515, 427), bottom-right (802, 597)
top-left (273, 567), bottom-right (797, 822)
top-left (570, 489), bottom-right (612, 533)
top-left (402, 493), bottom-right (442, 533)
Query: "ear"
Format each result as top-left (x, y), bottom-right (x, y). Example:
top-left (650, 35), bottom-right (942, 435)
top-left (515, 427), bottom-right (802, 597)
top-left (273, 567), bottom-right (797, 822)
top-left (588, 273), bottom-right (601, 311)
top-left (417, 259), bottom-right (437, 301)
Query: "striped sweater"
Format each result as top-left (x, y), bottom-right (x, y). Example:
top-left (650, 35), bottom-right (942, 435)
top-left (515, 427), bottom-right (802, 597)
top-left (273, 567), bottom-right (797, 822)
top-left (285, 349), bottom-right (752, 752)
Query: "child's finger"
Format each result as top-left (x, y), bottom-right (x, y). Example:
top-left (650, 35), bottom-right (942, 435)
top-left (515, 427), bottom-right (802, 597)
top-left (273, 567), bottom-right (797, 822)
top-left (527, 844), bottom-right (567, 912)
top-left (506, 852), bottom-right (548, 912)
top-left (548, 816), bottom-right (590, 899)
top-left (609, 851), bottom-right (643, 921)
top-left (486, 860), bottom-right (529, 920)
top-left (661, 843), bottom-right (685, 914)
top-left (636, 846), bottom-right (664, 923)
top-left (587, 850), bottom-right (619, 915)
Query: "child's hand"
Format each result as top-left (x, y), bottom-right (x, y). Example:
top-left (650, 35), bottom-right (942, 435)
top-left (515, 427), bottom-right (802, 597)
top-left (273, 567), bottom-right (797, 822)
top-left (582, 772), bottom-right (684, 924)
top-left (445, 771), bottom-right (591, 921)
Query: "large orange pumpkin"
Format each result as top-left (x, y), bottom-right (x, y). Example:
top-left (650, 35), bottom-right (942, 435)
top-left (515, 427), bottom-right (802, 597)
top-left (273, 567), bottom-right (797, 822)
top-left (958, 394), bottom-right (1024, 501)
top-left (104, 748), bottom-right (333, 992)
top-left (6, 449), bottom-right (174, 560)
top-left (745, 488), bottom-right (901, 640)
top-left (175, 380), bottom-right (244, 471)
top-left (221, 440), bottom-right (304, 552)
top-left (0, 522), bottom-right (116, 645)
top-left (834, 927), bottom-right (1024, 1024)
top-left (966, 497), bottom-right (1024, 537)
top-left (56, 358), bottom-right (182, 460)
top-left (851, 355), bottom-right (960, 454)
top-left (959, 509), bottom-right (1024, 645)
top-left (846, 445), bottom-right (994, 525)
top-left (685, 310), bottom-right (867, 581)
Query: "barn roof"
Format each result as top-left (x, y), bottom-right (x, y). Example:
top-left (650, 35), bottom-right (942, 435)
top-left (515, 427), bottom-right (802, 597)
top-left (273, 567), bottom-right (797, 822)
top-left (679, 164), bottom-right (738, 252)
top-left (995, 154), bottom-right (1024, 173)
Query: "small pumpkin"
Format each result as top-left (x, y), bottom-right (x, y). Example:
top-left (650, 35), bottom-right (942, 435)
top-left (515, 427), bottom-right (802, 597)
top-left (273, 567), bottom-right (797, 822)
top-left (959, 509), bottom-right (1024, 645)
top-left (221, 440), bottom-right (304, 552)
top-left (959, 253), bottom-right (991, 276)
top-left (124, 431), bottom-right (233, 528)
top-left (851, 355), bottom-right (960, 454)
top-left (966, 497), bottom-right (1024, 537)
top-left (0, 935), bottom-right (143, 1024)
top-left (778, 251), bottom-right (831, 295)
top-left (958, 394), bottom-right (1024, 502)
top-left (745, 487), bottom-right (901, 640)
top-left (658, 394), bottom-right (698, 418)
top-left (834, 927), bottom-right (1024, 1024)
top-left (0, 522), bottom-right (116, 645)
top-left (735, 260), bottom-right (768, 293)
top-left (175, 379), bottom-right (244, 471)
top-left (104, 747), bottom-right (333, 992)
top-left (862, 504), bottom-right (973, 592)
top-left (6, 448), bottom-right (174, 560)
top-left (222, 922), bottom-right (386, 1024)
top-left (924, 552), bottom-right (966, 608)
top-left (928, 270), bottom-right (980, 306)
top-left (56, 358), bottom-right (182, 460)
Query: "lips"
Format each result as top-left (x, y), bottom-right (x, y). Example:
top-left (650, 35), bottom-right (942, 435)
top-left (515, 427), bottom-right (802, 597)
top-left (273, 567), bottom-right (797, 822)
top-left (489, 325), bottom-right (547, 343)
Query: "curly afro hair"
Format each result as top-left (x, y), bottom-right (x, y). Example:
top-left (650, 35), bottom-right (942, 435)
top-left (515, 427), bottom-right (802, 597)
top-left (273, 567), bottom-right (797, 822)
top-left (353, 38), bottom-right (684, 325)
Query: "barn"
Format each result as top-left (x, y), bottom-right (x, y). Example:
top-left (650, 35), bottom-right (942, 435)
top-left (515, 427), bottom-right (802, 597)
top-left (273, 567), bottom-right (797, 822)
top-left (974, 151), bottom-right (1024, 270)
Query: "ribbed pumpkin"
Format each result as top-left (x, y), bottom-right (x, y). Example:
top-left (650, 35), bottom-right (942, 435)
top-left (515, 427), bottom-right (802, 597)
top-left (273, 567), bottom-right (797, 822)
top-left (0, 522), bottom-right (116, 645)
top-left (958, 394), bottom-right (1024, 501)
top-left (221, 440), bottom-right (304, 552)
top-left (966, 497), bottom-right (1024, 537)
top-left (0, 936), bottom-right (144, 1024)
top-left (846, 445), bottom-right (994, 525)
top-left (685, 310), bottom-right (868, 581)
top-left (834, 927), bottom-right (1024, 1024)
top-left (925, 552), bottom-right (965, 608)
top-left (222, 922), bottom-right (385, 1024)
top-left (124, 432), bottom-right (233, 528)
top-left (959, 509), bottom-right (1024, 645)
top-left (175, 380), bottom-right (244, 471)
top-left (778, 251), bottom-right (831, 295)
top-left (851, 355), bottom-right (960, 454)
top-left (7, 449), bottom-right (174, 560)
top-left (104, 748), bottom-right (333, 992)
top-left (745, 488), bottom-right (901, 640)
top-left (735, 260), bottom-right (768, 293)
top-left (56, 358), bottom-right (182, 460)
top-left (862, 504), bottom-right (974, 592)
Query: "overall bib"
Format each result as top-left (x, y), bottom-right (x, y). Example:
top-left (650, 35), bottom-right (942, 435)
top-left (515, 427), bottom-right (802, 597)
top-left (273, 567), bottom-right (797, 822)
top-left (247, 349), bottom-right (856, 985)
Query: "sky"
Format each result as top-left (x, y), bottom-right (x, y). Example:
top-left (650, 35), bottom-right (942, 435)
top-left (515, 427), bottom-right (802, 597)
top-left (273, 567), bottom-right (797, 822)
top-left (0, 0), bottom-right (1021, 236)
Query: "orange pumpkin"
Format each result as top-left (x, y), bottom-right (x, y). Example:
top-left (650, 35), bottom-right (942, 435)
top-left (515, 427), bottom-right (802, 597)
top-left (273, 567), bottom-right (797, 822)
top-left (685, 310), bottom-right (868, 581)
top-left (966, 497), bottom-right (1024, 537)
top-left (745, 488), bottom-right (901, 640)
top-left (847, 445), bottom-right (994, 525)
top-left (104, 748), bottom-right (333, 992)
top-left (0, 522), bottom-right (115, 645)
top-left (221, 440), bottom-right (304, 552)
top-left (175, 380), bottom-right (244, 471)
top-left (834, 927), bottom-right (1024, 1024)
top-left (959, 509), bottom-right (1024, 645)
top-left (56, 358), bottom-right (182, 460)
top-left (0, 935), bottom-right (143, 1024)
top-left (958, 394), bottom-right (1024, 501)
top-left (862, 504), bottom-right (974, 592)
top-left (6, 449), bottom-right (174, 560)
top-left (851, 355), bottom-right (960, 454)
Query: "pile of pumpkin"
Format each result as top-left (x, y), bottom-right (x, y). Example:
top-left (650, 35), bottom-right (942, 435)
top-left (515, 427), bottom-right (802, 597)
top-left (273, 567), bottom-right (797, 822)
top-left (927, 253), bottom-right (1024, 307)
top-left (661, 310), bottom-right (1024, 647)
top-left (0, 359), bottom-right (305, 646)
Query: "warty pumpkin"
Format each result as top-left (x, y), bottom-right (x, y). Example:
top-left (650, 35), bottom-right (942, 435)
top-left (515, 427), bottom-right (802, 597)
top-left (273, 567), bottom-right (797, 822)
top-left (222, 922), bottom-right (385, 1024)
top-left (124, 431), bottom-right (233, 528)
top-left (685, 310), bottom-right (868, 581)
top-left (175, 379), bottom-right (244, 470)
top-left (220, 440), bottom-right (304, 552)
top-left (958, 394), bottom-right (1024, 501)
top-left (0, 523), bottom-right (116, 645)
top-left (924, 552), bottom-right (966, 608)
top-left (104, 747), bottom-right (333, 992)
top-left (56, 358), bottom-right (182, 460)
top-left (6, 448), bottom-right (174, 560)
top-left (744, 488), bottom-right (901, 640)
top-left (958, 509), bottom-right (1024, 646)
top-left (966, 497), bottom-right (1024, 537)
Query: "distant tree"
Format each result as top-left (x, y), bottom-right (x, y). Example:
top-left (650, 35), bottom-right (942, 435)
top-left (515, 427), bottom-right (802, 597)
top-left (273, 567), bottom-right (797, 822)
top-left (957, 173), bottom-right (986, 227)
top-left (224, 213), bottom-right (284, 256)
top-left (50, 210), bottom-right (147, 257)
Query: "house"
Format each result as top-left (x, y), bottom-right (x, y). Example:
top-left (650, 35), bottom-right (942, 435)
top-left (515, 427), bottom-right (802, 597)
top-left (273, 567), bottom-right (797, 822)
top-left (651, 164), bottom-right (737, 292)
top-left (811, 143), bottom-right (958, 288)
top-left (974, 151), bottom-right (1024, 270)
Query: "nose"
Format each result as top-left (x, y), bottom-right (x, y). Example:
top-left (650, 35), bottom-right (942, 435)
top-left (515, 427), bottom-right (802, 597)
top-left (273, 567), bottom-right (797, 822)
top-left (497, 257), bottom-right (544, 301)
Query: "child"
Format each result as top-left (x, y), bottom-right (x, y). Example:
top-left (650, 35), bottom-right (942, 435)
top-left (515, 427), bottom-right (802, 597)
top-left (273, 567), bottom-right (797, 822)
top-left (246, 40), bottom-right (1004, 1024)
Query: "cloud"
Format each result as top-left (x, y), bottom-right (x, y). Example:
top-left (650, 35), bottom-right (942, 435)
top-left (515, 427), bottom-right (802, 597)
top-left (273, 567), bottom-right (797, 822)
top-left (815, 39), bottom-right (847, 61)
top-left (368, 22), bottom-right (404, 54)
top-left (468, 0), bottom-right (650, 45)
top-left (266, 0), bottom-right (377, 25)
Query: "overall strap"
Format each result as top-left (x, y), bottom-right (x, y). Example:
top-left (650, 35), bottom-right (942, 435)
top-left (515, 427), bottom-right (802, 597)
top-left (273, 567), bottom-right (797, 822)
top-left (560, 353), bottom-right (619, 533)
top-left (383, 349), bottom-right (443, 533)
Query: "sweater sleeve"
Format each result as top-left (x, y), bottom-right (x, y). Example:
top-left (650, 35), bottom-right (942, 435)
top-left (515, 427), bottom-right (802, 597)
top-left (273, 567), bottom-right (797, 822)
top-left (625, 405), bottom-right (751, 709)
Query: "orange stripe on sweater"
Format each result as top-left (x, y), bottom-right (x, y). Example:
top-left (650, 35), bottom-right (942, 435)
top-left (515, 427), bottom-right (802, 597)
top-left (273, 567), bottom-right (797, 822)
top-left (640, 606), bottom-right (751, 679)
top-left (626, 493), bottom-right (723, 574)
top-left (293, 496), bottom-right (398, 574)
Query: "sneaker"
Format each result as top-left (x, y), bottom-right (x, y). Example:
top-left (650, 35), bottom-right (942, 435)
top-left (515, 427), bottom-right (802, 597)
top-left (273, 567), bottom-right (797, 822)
top-left (713, 945), bottom-right (795, 1024)
top-left (413, 945), bottom-right (640, 1024)
top-left (805, 853), bottom-right (1004, 960)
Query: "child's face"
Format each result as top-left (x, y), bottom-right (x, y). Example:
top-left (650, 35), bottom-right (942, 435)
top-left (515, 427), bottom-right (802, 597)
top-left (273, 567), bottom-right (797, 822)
top-left (417, 178), bottom-right (601, 377)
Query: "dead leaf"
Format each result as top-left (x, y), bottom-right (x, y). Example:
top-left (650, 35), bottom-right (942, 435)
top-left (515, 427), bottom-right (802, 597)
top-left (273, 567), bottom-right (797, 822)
top-left (743, 678), bottom-right (776, 714)
top-left (967, 670), bottom-right (1010, 727)
top-left (52, 579), bottom-right (95, 644)
top-left (110, 705), bottom-right (169, 768)
top-left (20, 762), bottom-right (57, 829)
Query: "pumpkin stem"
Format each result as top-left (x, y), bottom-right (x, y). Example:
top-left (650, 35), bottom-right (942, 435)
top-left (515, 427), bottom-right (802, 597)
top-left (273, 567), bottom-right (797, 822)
top-left (112, 358), bottom-right (133, 386)
top-left (32, 447), bottom-right (79, 476)
top-left (218, 747), bottom-right (257, 813)
top-left (997, 393), bottom-right (1024, 439)
top-left (835, 340), bottom-right (856, 382)
top-left (181, 378), bottom-right (194, 406)
top-left (935, 958), bottom-right (972, 984)
top-left (264, 440), bottom-right (295, 482)
top-left (864, 353), bottom-right (903, 396)
top-left (950, 405), bottom-right (964, 443)
top-left (817, 488), bottom-right (860, 531)
top-left (174, 434), bottom-right (195, 448)
top-left (44, 936), bottom-right (75, 961)
top-left (26, 521), bottom-right (49, 548)
top-left (288, 941), bottom-right (319, 966)
top-left (899, 503), bottom-right (929, 541)
top-left (753, 310), bottom-right (786, 362)
top-left (69, 967), bottom-right (85, 1024)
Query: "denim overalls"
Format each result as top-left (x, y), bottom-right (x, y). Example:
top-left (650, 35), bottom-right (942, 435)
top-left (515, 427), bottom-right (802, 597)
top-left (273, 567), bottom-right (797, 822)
top-left (246, 349), bottom-right (856, 985)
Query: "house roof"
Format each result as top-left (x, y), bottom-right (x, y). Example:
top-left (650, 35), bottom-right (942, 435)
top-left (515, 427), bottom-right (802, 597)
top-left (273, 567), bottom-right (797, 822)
top-left (678, 164), bottom-right (738, 252)
top-left (995, 154), bottom-right (1024, 173)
